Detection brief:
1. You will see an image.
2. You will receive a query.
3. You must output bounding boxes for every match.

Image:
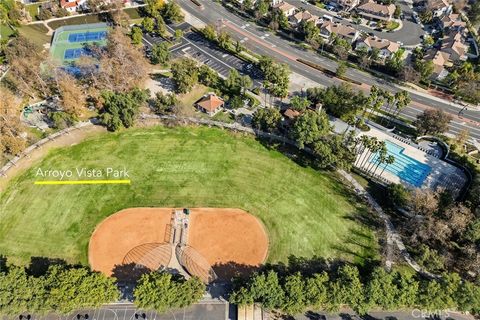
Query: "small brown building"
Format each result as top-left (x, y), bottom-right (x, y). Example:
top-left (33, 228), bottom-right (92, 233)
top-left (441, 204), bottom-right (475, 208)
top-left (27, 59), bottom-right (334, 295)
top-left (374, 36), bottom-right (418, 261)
top-left (195, 93), bottom-right (225, 116)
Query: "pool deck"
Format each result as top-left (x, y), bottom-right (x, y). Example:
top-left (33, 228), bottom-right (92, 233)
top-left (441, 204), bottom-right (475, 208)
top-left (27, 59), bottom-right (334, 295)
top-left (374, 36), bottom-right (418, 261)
top-left (356, 127), bottom-right (466, 197)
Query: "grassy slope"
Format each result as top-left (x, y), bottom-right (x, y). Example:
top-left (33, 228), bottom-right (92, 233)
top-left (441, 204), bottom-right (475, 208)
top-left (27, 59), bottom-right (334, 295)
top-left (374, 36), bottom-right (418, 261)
top-left (0, 126), bottom-right (378, 266)
top-left (18, 24), bottom-right (50, 47)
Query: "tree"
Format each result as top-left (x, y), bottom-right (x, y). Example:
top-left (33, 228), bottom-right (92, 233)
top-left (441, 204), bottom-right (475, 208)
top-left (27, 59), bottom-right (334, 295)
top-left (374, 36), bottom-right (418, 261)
top-left (422, 35), bottom-right (435, 47)
top-left (45, 266), bottom-right (120, 314)
top-left (258, 56), bottom-right (290, 99)
top-left (134, 272), bottom-right (205, 313)
top-left (55, 70), bottom-right (86, 117)
top-left (198, 64), bottom-right (220, 87)
top-left (5, 36), bottom-right (50, 98)
top-left (170, 58), bottom-right (198, 93)
top-left (144, 0), bottom-right (164, 17)
top-left (218, 31), bottom-right (232, 50)
top-left (94, 28), bottom-right (150, 92)
top-left (289, 110), bottom-right (331, 148)
top-left (151, 42), bottom-right (170, 65)
top-left (281, 273), bottom-right (307, 315)
top-left (239, 75), bottom-right (253, 95)
top-left (468, 0), bottom-right (480, 24)
top-left (174, 29), bottom-right (183, 41)
top-left (100, 88), bottom-right (148, 131)
top-left (141, 17), bottom-right (155, 33)
top-left (366, 268), bottom-right (398, 310)
top-left (130, 26), bottom-right (143, 46)
top-left (0, 87), bottom-right (26, 156)
top-left (332, 37), bottom-right (351, 60)
top-left (161, 1), bottom-right (184, 23)
top-left (414, 109), bottom-right (453, 135)
top-left (334, 265), bottom-right (367, 315)
top-left (252, 108), bottom-right (281, 132)
top-left (155, 15), bottom-right (167, 36)
top-left (301, 20), bottom-right (322, 49)
top-left (250, 271), bottom-right (284, 310)
top-left (386, 183), bottom-right (409, 208)
top-left (336, 61), bottom-right (347, 77)
top-left (225, 68), bottom-right (241, 93)
top-left (290, 96), bottom-right (311, 112)
top-left (152, 92), bottom-right (178, 114)
top-left (385, 49), bottom-right (405, 75)
top-left (414, 59), bottom-right (434, 82)
top-left (37, 7), bottom-right (52, 20)
top-left (255, 0), bottom-right (269, 19)
top-left (202, 25), bottom-right (217, 41)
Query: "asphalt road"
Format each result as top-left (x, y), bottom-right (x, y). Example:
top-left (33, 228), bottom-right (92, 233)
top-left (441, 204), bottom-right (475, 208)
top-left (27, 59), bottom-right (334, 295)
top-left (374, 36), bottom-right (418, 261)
top-left (177, 0), bottom-right (480, 141)
top-left (293, 0), bottom-right (424, 46)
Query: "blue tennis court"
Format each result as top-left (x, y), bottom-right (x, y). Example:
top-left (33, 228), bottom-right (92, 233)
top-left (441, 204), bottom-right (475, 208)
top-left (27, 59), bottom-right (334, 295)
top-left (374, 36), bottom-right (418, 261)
top-left (68, 31), bottom-right (107, 43)
top-left (64, 48), bottom-right (88, 59)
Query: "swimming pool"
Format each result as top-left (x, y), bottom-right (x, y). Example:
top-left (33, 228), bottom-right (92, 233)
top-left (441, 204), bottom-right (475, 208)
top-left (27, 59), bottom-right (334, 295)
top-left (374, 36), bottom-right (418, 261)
top-left (371, 140), bottom-right (431, 187)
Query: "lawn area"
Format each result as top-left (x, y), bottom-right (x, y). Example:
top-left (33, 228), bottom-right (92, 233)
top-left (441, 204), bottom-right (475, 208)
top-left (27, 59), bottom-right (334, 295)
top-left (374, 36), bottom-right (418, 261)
top-left (25, 3), bottom-right (42, 21)
top-left (0, 126), bottom-right (379, 267)
top-left (0, 24), bottom-right (15, 40)
top-left (48, 14), bottom-right (103, 30)
top-left (47, 8), bottom-right (141, 30)
top-left (18, 24), bottom-right (50, 47)
top-left (385, 21), bottom-right (400, 31)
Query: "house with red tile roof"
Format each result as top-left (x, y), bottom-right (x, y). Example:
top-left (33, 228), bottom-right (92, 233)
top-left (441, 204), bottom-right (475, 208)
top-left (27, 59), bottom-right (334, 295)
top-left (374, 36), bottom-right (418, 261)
top-left (195, 93), bottom-right (225, 116)
top-left (356, 0), bottom-right (396, 21)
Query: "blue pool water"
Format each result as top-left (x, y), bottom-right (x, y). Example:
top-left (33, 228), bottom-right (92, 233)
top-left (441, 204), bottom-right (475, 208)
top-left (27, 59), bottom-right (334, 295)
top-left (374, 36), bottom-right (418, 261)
top-left (371, 140), bottom-right (431, 187)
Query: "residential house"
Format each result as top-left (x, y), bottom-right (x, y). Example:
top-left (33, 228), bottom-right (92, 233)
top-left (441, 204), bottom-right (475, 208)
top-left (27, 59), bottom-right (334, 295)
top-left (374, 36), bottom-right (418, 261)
top-left (426, 0), bottom-right (452, 18)
top-left (439, 13), bottom-right (466, 30)
top-left (355, 36), bottom-right (401, 59)
top-left (440, 30), bottom-right (468, 62)
top-left (290, 10), bottom-right (320, 26)
top-left (424, 49), bottom-right (450, 80)
top-left (195, 93), bottom-right (225, 116)
top-left (272, 1), bottom-right (297, 17)
top-left (270, 0), bottom-right (282, 5)
top-left (319, 21), bottom-right (359, 43)
top-left (329, 0), bottom-right (360, 11)
top-left (356, 0), bottom-right (396, 21)
top-left (60, 0), bottom-right (86, 12)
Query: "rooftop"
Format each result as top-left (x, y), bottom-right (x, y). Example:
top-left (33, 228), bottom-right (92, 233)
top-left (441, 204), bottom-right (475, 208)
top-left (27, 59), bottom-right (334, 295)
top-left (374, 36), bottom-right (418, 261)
top-left (196, 93), bottom-right (225, 112)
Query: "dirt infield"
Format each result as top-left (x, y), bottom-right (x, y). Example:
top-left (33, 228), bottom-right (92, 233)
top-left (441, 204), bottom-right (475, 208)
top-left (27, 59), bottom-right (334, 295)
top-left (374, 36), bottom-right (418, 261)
top-left (88, 208), bottom-right (172, 276)
top-left (88, 208), bottom-right (269, 280)
top-left (188, 208), bottom-right (269, 267)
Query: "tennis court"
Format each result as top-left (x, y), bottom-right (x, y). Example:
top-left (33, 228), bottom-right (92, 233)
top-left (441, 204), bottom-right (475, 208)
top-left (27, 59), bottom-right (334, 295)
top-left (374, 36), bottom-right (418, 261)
top-left (50, 23), bottom-right (108, 63)
top-left (64, 48), bottom-right (88, 59)
top-left (68, 30), bottom-right (107, 42)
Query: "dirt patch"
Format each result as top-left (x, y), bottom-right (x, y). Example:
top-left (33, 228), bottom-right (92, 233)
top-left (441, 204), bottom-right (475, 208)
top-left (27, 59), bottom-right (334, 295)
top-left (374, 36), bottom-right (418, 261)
top-left (188, 208), bottom-right (268, 267)
top-left (88, 208), bottom-right (172, 276)
top-left (88, 208), bottom-right (269, 281)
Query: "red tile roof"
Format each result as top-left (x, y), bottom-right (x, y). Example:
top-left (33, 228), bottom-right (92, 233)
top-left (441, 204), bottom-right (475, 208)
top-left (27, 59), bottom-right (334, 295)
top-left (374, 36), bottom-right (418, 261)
top-left (196, 94), bottom-right (224, 112)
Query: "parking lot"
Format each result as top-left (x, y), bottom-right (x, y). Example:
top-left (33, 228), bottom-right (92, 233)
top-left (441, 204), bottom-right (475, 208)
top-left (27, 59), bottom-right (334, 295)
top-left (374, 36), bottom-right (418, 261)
top-left (1, 301), bottom-right (231, 320)
top-left (142, 23), bottom-right (263, 87)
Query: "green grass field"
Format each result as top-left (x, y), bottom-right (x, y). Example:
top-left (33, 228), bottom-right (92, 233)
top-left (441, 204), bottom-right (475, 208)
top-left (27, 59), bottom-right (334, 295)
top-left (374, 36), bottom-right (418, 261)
top-left (0, 126), bottom-right (379, 266)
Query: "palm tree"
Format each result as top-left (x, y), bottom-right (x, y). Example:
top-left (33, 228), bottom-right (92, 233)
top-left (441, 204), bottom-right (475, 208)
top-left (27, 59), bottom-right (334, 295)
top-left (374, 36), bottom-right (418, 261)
top-left (356, 136), bottom-right (373, 167)
top-left (366, 141), bottom-right (385, 173)
top-left (360, 137), bottom-right (379, 169)
top-left (380, 155), bottom-right (396, 177)
top-left (355, 135), bottom-right (370, 166)
top-left (371, 145), bottom-right (388, 175)
top-left (380, 91), bottom-right (394, 126)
